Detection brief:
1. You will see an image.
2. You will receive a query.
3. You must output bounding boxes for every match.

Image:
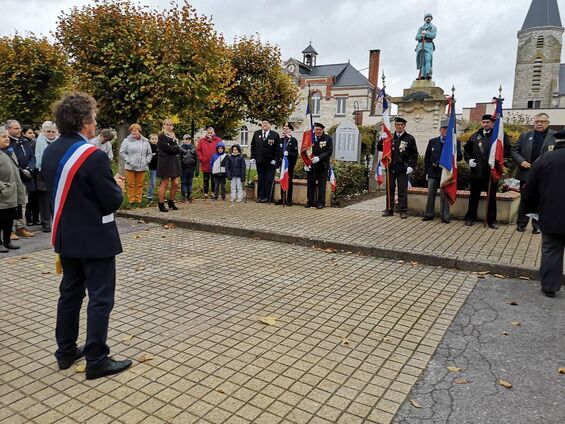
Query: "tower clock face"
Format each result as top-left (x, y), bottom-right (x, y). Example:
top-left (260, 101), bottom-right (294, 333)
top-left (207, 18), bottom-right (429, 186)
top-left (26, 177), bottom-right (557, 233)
top-left (287, 63), bottom-right (296, 73)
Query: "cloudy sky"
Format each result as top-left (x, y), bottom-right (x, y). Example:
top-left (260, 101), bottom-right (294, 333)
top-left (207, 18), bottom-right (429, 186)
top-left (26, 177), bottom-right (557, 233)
top-left (2, 0), bottom-right (563, 110)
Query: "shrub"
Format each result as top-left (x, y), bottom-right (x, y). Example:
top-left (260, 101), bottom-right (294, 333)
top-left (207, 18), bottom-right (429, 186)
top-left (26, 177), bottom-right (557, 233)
top-left (293, 158), bottom-right (367, 197)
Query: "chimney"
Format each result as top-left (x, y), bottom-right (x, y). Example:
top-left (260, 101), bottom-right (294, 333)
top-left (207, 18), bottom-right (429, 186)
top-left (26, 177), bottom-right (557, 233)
top-left (368, 49), bottom-right (380, 115)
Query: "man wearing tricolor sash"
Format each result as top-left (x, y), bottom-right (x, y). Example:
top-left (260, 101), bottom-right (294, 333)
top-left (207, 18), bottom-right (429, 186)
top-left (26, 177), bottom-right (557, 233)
top-left (42, 92), bottom-right (132, 380)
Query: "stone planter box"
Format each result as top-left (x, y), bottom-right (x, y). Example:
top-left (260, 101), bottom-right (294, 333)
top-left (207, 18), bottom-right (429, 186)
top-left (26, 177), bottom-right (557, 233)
top-left (407, 187), bottom-right (521, 223)
top-left (253, 179), bottom-right (332, 205)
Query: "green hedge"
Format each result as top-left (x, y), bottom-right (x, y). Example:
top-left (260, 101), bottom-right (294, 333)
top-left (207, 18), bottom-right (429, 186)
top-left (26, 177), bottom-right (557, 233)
top-left (293, 158), bottom-right (367, 197)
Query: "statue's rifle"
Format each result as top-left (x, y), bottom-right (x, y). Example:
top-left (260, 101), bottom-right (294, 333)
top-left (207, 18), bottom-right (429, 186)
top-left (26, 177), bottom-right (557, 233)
top-left (418, 31), bottom-right (426, 80)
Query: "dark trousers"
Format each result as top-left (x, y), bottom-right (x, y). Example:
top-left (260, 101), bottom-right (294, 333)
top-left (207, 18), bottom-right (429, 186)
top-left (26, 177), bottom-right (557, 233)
top-left (517, 180), bottom-right (540, 229)
top-left (540, 233), bottom-right (565, 293)
top-left (37, 190), bottom-right (51, 230)
top-left (202, 172), bottom-right (212, 195)
top-left (425, 177), bottom-right (450, 219)
top-left (56, 256), bottom-right (116, 365)
top-left (307, 165), bottom-right (328, 206)
top-left (465, 175), bottom-right (497, 224)
top-left (25, 190), bottom-right (39, 224)
top-left (181, 171), bottom-right (194, 199)
top-left (213, 175), bottom-right (226, 199)
top-left (385, 172), bottom-right (408, 213)
top-left (280, 167), bottom-right (295, 204)
top-left (257, 164), bottom-right (275, 201)
top-left (0, 217), bottom-right (13, 245)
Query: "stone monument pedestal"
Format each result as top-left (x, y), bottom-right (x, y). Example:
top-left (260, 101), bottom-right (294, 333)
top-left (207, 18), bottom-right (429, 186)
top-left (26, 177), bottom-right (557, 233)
top-left (391, 80), bottom-right (448, 153)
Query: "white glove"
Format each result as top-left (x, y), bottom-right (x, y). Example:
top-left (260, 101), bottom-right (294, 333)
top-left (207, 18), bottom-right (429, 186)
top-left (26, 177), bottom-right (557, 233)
top-left (312, 156), bottom-right (320, 164)
top-left (284, 151), bottom-right (288, 157)
top-left (468, 159), bottom-right (477, 168)
top-left (304, 165), bottom-right (311, 172)
top-left (425, 174), bottom-right (429, 181)
top-left (270, 160), bottom-right (276, 165)
top-left (406, 167), bottom-right (413, 175)
top-left (249, 159), bottom-right (256, 165)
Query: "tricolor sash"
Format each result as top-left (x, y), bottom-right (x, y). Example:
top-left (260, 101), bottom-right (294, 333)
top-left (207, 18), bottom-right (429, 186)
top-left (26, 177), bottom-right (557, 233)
top-left (51, 141), bottom-right (97, 246)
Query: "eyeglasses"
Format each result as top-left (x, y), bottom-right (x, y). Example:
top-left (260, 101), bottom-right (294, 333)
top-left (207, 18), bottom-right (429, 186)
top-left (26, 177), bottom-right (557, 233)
top-left (534, 120), bottom-right (549, 124)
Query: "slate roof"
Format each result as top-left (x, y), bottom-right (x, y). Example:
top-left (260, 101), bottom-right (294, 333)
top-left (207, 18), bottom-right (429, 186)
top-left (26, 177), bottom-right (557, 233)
top-left (521, 0), bottom-right (562, 30)
top-left (301, 43), bottom-right (318, 55)
top-left (299, 62), bottom-right (372, 88)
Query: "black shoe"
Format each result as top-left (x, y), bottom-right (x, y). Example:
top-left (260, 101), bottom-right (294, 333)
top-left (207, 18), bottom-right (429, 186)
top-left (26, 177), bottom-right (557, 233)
top-left (167, 200), bottom-right (178, 210)
top-left (305, 202), bottom-right (312, 208)
top-left (516, 225), bottom-right (526, 232)
top-left (488, 222), bottom-right (499, 229)
top-left (57, 348), bottom-right (84, 370)
top-left (3, 243), bottom-right (20, 250)
top-left (316, 204), bottom-right (325, 209)
top-left (42, 227), bottom-right (51, 233)
top-left (382, 210), bottom-right (393, 217)
top-left (286, 202), bottom-right (293, 207)
top-left (275, 199), bottom-right (283, 205)
top-left (441, 218), bottom-right (451, 224)
top-left (399, 213), bottom-right (408, 219)
top-left (259, 198), bottom-right (269, 203)
top-left (421, 216), bottom-right (433, 222)
top-left (26, 221), bottom-right (34, 227)
top-left (85, 358), bottom-right (132, 380)
top-left (542, 289), bottom-right (556, 298)
top-left (158, 202), bottom-right (168, 212)
top-left (33, 221), bottom-right (42, 226)
top-left (532, 228), bottom-right (541, 234)
top-left (464, 219), bottom-right (473, 227)
top-left (0, 245), bottom-right (8, 253)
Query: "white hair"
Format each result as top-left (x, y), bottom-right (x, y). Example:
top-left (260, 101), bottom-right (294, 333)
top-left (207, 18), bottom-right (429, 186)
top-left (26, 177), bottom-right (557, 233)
top-left (41, 121), bottom-right (57, 131)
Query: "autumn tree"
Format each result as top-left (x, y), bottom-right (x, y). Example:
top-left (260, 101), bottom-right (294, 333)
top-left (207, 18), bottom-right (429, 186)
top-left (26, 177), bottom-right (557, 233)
top-left (0, 34), bottom-right (69, 126)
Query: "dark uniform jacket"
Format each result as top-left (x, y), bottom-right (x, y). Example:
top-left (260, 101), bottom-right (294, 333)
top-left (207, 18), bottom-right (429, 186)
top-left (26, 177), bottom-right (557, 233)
top-left (251, 129), bottom-right (280, 167)
top-left (511, 129), bottom-right (556, 182)
top-left (463, 129), bottom-right (510, 179)
top-left (523, 142), bottom-right (565, 235)
top-left (42, 134), bottom-right (123, 258)
top-left (424, 136), bottom-right (462, 179)
top-left (311, 133), bottom-right (333, 169)
top-left (9, 136), bottom-right (36, 191)
top-left (279, 136), bottom-right (299, 168)
top-left (378, 132), bottom-right (418, 174)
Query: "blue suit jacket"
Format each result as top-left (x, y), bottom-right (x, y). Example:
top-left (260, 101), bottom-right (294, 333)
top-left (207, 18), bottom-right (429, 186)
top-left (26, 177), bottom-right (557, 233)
top-left (42, 133), bottom-right (123, 258)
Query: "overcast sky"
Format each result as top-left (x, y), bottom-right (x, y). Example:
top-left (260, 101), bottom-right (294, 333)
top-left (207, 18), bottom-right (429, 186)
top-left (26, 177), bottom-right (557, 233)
top-left (2, 0), bottom-right (564, 111)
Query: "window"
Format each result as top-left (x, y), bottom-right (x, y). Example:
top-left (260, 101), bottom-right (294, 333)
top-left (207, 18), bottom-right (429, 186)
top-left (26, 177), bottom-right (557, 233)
top-left (336, 97), bottom-right (347, 115)
top-left (527, 100), bottom-right (541, 109)
top-left (239, 126), bottom-right (248, 145)
top-left (311, 92), bottom-right (321, 116)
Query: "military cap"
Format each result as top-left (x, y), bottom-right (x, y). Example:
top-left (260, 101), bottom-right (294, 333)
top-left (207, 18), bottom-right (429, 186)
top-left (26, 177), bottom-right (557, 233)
top-left (482, 114), bottom-right (495, 122)
top-left (394, 117), bottom-right (407, 124)
top-left (440, 120), bottom-right (449, 128)
top-left (285, 122), bottom-right (294, 131)
top-left (313, 122), bottom-right (325, 129)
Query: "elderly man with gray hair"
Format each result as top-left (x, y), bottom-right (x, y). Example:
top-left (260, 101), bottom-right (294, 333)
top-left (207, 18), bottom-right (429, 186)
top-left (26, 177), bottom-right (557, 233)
top-left (35, 121), bottom-right (59, 232)
top-left (512, 112), bottom-right (556, 234)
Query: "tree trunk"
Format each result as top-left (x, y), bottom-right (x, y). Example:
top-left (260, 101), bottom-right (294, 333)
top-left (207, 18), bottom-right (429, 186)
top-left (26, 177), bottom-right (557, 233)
top-left (116, 122), bottom-right (129, 176)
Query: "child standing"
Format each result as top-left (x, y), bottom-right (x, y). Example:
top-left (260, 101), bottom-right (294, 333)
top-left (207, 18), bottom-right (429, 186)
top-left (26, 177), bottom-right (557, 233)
top-left (226, 144), bottom-right (246, 202)
top-left (180, 134), bottom-right (197, 202)
top-left (210, 141), bottom-right (227, 200)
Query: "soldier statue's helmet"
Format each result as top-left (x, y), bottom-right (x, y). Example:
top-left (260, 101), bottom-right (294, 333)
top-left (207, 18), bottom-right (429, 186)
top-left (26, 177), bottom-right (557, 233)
top-left (424, 12), bottom-right (433, 20)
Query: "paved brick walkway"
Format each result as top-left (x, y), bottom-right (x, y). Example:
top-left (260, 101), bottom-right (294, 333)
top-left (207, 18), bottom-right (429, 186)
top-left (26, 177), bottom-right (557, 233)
top-left (121, 200), bottom-right (552, 279)
top-left (0, 225), bottom-right (476, 424)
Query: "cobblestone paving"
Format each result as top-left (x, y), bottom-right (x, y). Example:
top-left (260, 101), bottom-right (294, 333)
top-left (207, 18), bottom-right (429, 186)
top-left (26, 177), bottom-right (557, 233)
top-left (0, 226), bottom-right (476, 423)
top-left (122, 200), bottom-right (549, 276)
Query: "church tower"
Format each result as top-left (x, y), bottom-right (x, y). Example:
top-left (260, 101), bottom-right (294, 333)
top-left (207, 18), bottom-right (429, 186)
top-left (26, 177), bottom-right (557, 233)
top-left (512, 0), bottom-right (564, 108)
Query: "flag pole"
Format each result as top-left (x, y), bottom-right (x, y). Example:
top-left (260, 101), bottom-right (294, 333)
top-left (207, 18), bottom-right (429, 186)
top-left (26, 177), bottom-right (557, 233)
top-left (382, 71), bottom-right (392, 214)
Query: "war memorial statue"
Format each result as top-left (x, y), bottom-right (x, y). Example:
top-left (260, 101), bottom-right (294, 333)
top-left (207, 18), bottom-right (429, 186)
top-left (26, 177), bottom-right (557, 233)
top-left (415, 12), bottom-right (437, 80)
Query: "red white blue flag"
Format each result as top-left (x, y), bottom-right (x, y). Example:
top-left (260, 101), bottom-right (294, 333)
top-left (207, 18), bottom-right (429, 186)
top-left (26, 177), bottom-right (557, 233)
top-left (377, 88), bottom-right (392, 169)
top-left (301, 87), bottom-right (315, 167)
top-left (328, 166), bottom-right (337, 192)
top-left (439, 96), bottom-right (458, 205)
top-left (488, 97), bottom-right (505, 181)
top-left (51, 141), bottom-right (97, 245)
top-left (375, 159), bottom-right (384, 186)
top-left (280, 156), bottom-right (289, 192)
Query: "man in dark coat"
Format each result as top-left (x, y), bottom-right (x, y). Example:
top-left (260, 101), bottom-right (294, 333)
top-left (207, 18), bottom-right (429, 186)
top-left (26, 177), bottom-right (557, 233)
top-left (276, 123), bottom-right (299, 206)
top-left (522, 130), bottom-right (565, 298)
top-left (6, 119), bottom-right (35, 238)
top-left (511, 112), bottom-right (556, 233)
top-left (463, 114), bottom-right (510, 229)
top-left (42, 92), bottom-right (131, 380)
top-left (378, 117), bottom-right (418, 219)
top-left (422, 120), bottom-right (462, 223)
top-left (304, 122), bottom-right (333, 209)
top-left (250, 119), bottom-right (280, 203)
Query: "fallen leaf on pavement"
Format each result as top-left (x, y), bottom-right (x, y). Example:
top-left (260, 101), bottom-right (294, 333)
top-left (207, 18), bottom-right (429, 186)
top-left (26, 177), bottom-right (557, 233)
top-left (382, 336), bottom-right (392, 342)
top-left (494, 274), bottom-right (507, 279)
top-left (323, 248), bottom-right (337, 254)
top-left (411, 261), bottom-right (418, 266)
top-left (502, 331), bottom-right (509, 336)
top-left (137, 219), bottom-right (146, 224)
top-left (518, 276), bottom-right (531, 280)
top-left (122, 334), bottom-right (134, 342)
top-left (216, 389), bottom-right (226, 394)
top-left (163, 223), bottom-right (176, 229)
top-left (410, 399), bottom-right (422, 408)
top-left (41, 271), bottom-right (51, 275)
top-left (506, 301), bottom-right (518, 306)
top-left (139, 353), bottom-right (155, 362)
top-left (499, 380), bottom-right (513, 389)
top-left (260, 316), bottom-right (278, 326)
top-left (133, 235), bottom-right (141, 240)
top-left (447, 366), bottom-right (462, 372)
top-left (135, 266), bottom-right (145, 272)
top-left (511, 321), bottom-right (521, 327)
top-left (558, 368), bottom-right (565, 374)
top-left (75, 363), bottom-right (86, 373)
top-left (473, 271), bottom-right (490, 275)
top-left (341, 337), bottom-right (350, 346)
top-left (454, 378), bottom-right (470, 384)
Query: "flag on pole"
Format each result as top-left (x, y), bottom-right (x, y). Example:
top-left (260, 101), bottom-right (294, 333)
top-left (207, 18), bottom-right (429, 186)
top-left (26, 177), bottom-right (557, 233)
top-left (280, 156), bottom-right (289, 192)
top-left (375, 159), bottom-right (384, 186)
top-left (488, 97), bottom-right (505, 181)
top-left (439, 96), bottom-right (458, 205)
top-left (301, 87), bottom-right (314, 167)
top-left (378, 88), bottom-right (393, 169)
top-left (328, 165), bottom-right (337, 192)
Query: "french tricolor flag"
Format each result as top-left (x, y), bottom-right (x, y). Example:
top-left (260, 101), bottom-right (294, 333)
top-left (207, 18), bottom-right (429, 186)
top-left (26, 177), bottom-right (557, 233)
top-left (280, 156), bottom-right (289, 192)
top-left (328, 166), bottom-right (337, 192)
top-left (375, 160), bottom-right (384, 186)
top-left (488, 97), bottom-right (505, 181)
top-left (378, 88), bottom-right (392, 169)
top-left (439, 95), bottom-right (458, 205)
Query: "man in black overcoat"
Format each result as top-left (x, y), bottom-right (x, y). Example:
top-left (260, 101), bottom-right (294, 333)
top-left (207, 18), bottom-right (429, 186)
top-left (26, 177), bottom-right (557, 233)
top-left (250, 119), bottom-right (280, 203)
top-left (304, 122), bottom-right (333, 209)
top-left (42, 92), bottom-right (131, 379)
top-left (523, 130), bottom-right (565, 298)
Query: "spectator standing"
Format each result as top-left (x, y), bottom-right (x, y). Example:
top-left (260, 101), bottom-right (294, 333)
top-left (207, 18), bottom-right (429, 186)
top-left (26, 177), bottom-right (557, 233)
top-left (119, 124), bottom-right (153, 207)
top-left (196, 127), bottom-right (221, 199)
top-left (146, 133), bottom-right (158, 203)
top-left (180, 134), bottom-right (197, 203)
top-left (35, 121), bottom-right (59, 233)
top-left (210, 142), bottom-right (228, 200)
top-left (21, 125), bottom-right (40, 226)
top-left (226, 144), bottom-right (246, 202)
top-left (157, 119), bottom-right (181, 212)
top-left (89, 129), bottom-right (115, 162)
